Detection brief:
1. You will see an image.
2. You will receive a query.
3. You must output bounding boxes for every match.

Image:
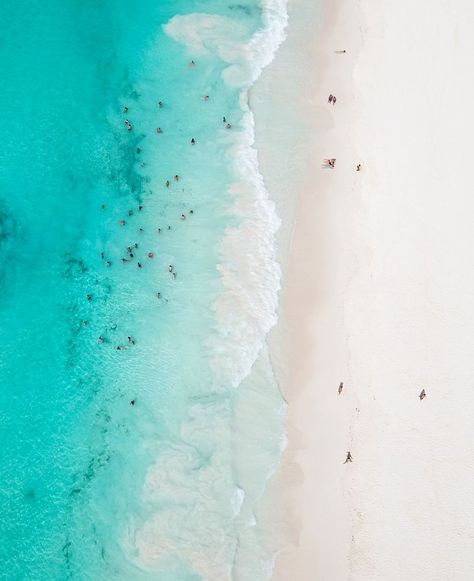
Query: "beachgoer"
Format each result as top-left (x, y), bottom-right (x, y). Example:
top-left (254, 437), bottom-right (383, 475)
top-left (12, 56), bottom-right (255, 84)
top-left (165, 180), bottom-right (170, 188)
top-left (419, 389), bottom-right (426, 401)
top-left (356, 164), bottom-right (361, 171)
top-left (223, 116), bottom-right (226, 123)
top-left (191, 138), bottom-right (195, 145)
top-left (105, 261), bottom-right (111, 267)
top-left (136, 147), bottom-right (141, 154)
top-left (81, 320), bottom-right (88, 326)
top-left (189, 209), bottom-right (194, 214)
top-left (133, 243), bottom-right (138, 248)
top-left (180, 214), bottom-right (186, 220)
top-left (189, 60), bottom-right (195, 67)
top-left (156, 292), bottom-right (161, 299)
top-left (168, 265), bottom-right (173, 272)
top-left (130, 399), bottom-right (135, 406)
top-left (119, 219), bottom-right (126, 225)
top-left (101, 204), bottom-right (106, 210)
top-left (328, 94), bottom-right (333, 103)
top-left (121, 258), bottom-right (129, 263)
top-left (156, 127), bottom-right (162, 133)
top-left (139, 228), bottom-right (144, 233)
top-left (137, 262), bottom-right (142, 268)
top-left (123, 106), bottom-right (128, 113)
top-left (98, 336), bottom-right (104, 343)
top-left (201, 95), bottom-right (209, 101)
top-left (128, 210), bottom-right (133, 216)
top-left (100, 252), bottom-right (104, 259)
top-left (128, 336), bottom-right (135, 345)
top-left (338, 382), bottom-right (344, 395)
top-left (344, 451), bottom-right (353, 464)
top-left (157, 228), bottom-right (161, 234)
top-left (147, 252), bottom-right (154, 258)
top-left (333, 96), bottom-right (337, 105)
top-left (86, 294), bottom-right (92, 301)
top-left (158, 101), bottom-right (163, 108)
top-left (226, 123), bottom-right (232, 129)
top-left (174, 175), bottom-right (179, 181)
top-left (335, 50), bottom-right (346, 54)
top-left (138, 205), bottom-right (143, 211)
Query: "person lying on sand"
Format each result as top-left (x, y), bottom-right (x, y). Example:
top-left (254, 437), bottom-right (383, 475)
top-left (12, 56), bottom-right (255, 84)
top-left (419, 389), bottom-right (426, 401)
top-left (338, 382), bottom-right (344, 395)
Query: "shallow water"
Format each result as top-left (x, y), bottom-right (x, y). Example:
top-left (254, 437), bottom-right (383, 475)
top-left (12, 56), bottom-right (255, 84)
top-left (0, 1), bottom-right (286, 579)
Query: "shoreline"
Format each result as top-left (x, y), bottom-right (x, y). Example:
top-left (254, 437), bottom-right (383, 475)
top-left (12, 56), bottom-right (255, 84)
top-left (254, 0), bottom-right (474, 579)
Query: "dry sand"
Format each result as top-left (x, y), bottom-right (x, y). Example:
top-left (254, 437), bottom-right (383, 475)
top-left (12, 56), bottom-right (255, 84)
top-left (253, 0), bottom-right (474, 579)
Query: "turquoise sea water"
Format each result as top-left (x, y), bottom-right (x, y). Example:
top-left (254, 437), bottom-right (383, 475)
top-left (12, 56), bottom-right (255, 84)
top-left (0, 1), bottom-right (286, 579)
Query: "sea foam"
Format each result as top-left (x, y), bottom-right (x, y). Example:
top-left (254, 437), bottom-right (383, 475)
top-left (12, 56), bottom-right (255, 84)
top-left (130, 2), bottom-right (289, 579)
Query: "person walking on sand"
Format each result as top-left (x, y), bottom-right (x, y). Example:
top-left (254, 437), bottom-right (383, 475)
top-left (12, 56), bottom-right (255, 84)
top-left (338, 381), bottom-right (344, 395)
top-left (419, 388), bottom-right (426, 401)
top-left (328, 94), bottom-right (333, 104)
top-left (344, 451), bottom-right (353, 464)
top-left (332, 95), bottom-right (337, 105)
top-left (356, 164), bottom-right (361, 171)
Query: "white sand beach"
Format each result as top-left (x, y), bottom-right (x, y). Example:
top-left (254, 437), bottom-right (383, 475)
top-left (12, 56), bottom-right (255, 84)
top-left (253, 0), bottom-right (474, 579)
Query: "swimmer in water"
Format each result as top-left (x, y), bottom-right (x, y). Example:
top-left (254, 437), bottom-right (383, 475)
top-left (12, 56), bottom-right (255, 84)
top-left (201, 95), bottom-right (209, 101)
top-left (137, 262), bottom-right (142, 268)
top-left (156, 292), bottom-right (161, 299)
top-left (98, 336), bottom-right (104, 343)
top-left (174, 175), bottom-right (179, 181)
top-left (165, 180), bottom-right (170, 188)
top-left (100, 252), bottom-right (104, 259)
top-left (157, 101), bottom-right (163, 108)
top-left (86, 294), bottom-right (92, 301)
top-left (156, 127), bottom-right (162, 133)
top-left (128, 210), bottom-right (133, 216)
top-left (105, 261), bottom-right (111, 267)
top-left (128, 336), bottom-right (135, 345)
top-left (189, 60), bottom-right (195, 67)
top-left (191, 138), bottom-right (196, 145)
top-left (223, 116), bottom-right (226, 123)
top-left (180, 214), bottom-right (186, 220)
top-left (130, 399), bottom-right (135, 406)
top-left (168, 265), bottom-right (173, 272)
top-left (147, 252), bottom-right (154, 258)
top-left (138, 205), bottom-right (143, 211)
top-left (123, 106), bottom-right (128, 113)
top-left (136, 147), bottom-right (141, 154)
top-left (189, 209), bottom-right (194, 214)
top-left (119, 219), bottom-right (126, 226)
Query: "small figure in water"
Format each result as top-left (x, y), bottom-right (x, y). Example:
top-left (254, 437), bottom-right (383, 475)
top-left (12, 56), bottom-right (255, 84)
top-left (223, 116), bottom-right (226, 123)
top-left (419, 389), bottom-right (427, 401)
top-left (174, 175), bottom-right (179, 181)
top-left (81, 320), bottom-right (88, 326)
top-left (139, 228), bottom-right (144, 234)
top-left (165, 180), bottom-right (170, 188)
top-left (157, 228), bottom-right (161, 234)
top-left (147, 252), bottom-right (154, 259)
top-left (119, 219), bottom-right (126, 226)
top-left (123, 106), bottom-right (128, 113)
top-left (101, 204), bottom-right (106, 210)
top-left (156, 127), bottom-right (162, 133)
top-left (128, 336), bottom-right (135, 345)
top-left (124, 120), bottom-right (132, 131)
top-left (137, 262), bottom-right (142, 268)
top-left (167, 225), bottom-right (171, 230)
top-left (157, 101), bottom-right (163, 108)
top-left (156, 292), bottom-right (161, 299)
top-left (100, 252), bottom-right (104, 259)
top-left (344, 451), bottom-right (353, 464)
top-left (128, 210), bottom-right (133, 216)
top-left (136, 147), bottom-right (141, 154)
top-left (133, 243), bottom-right (138, 249)
top-left (338, 382), bottom-right (344, 395)
top-left (138, 205), bottom-right (143, 211)
top-left (130, 399), bottom-right (135, 406)
top-left (189, 209), bottom-right (194, 214)
top-left (98, 336), bottom-right (104, 343)
top-left (168, 265), bottom-right (173, 272)
top-left (105, 261), bottom-right (111, 267)
top-left (180, 214), bottom-right (186, 220)
top-left (189, 60), bottom-right (195, 67)
top-left (225, 123), bottom-right (232, 129)
top-left (191, 138), bottom-right (196, 145)
top-left (121, 258), bottom-right (130, 263)
top-left (86, 294), bottom-right (92, 301)
top-left (201, 95), bottom-right (209, 101)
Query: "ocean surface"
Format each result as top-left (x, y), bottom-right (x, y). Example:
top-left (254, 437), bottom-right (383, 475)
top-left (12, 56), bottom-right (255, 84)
top-left (0, 0), bottom-right (287, 579)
